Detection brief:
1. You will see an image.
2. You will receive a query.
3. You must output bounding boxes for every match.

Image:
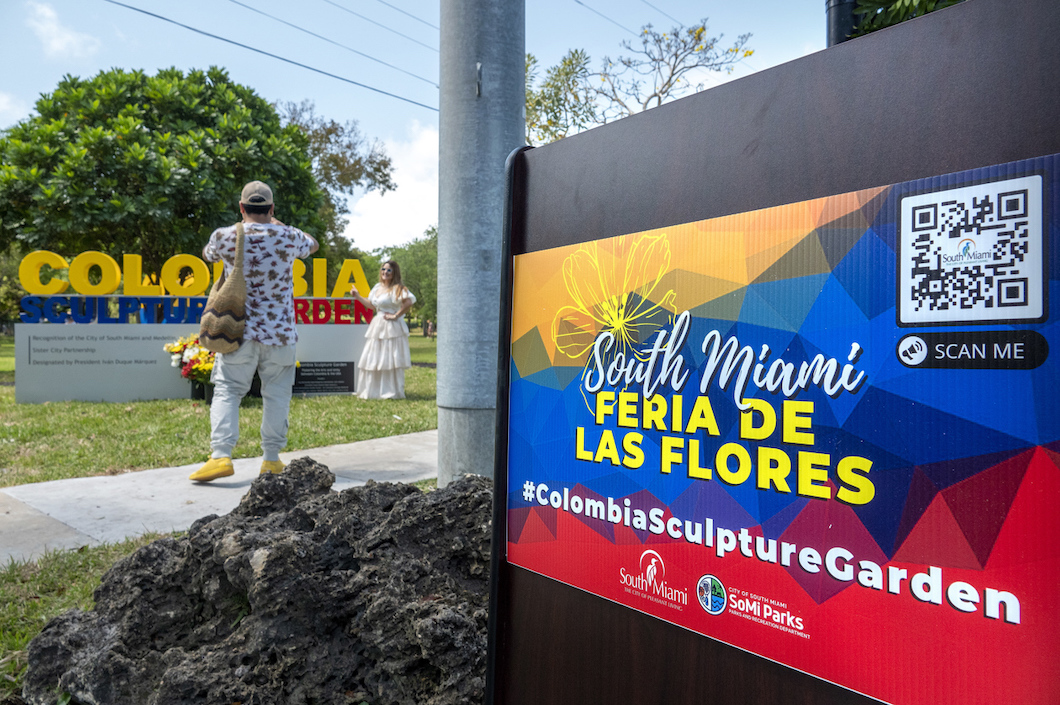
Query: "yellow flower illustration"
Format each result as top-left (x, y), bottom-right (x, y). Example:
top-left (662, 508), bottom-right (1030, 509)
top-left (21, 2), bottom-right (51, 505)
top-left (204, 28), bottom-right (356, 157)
top-left (551, 231), bottom-right (677, 372)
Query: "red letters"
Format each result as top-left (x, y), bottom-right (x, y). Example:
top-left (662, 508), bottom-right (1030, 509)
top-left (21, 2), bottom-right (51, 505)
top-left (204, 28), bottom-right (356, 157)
top-left (333, 299), bottom-right (351, 324)
top-left (294, 299), bottom-right (370, 325)
top-left (353, 300), bottom-right (373, 324)
top-left (312, 299), bottom-right (331, 324)
top-left (294, 299), bottom-right (310, 324)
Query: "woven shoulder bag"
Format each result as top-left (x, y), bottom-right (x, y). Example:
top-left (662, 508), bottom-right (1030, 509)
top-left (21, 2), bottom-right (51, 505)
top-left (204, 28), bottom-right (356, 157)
top-left (199, 223), bottom-right (247, 354)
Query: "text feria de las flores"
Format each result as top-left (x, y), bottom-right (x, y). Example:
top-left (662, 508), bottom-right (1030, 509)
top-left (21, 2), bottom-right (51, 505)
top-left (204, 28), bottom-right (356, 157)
top-left (534, 309), bottom-right (1021, 627)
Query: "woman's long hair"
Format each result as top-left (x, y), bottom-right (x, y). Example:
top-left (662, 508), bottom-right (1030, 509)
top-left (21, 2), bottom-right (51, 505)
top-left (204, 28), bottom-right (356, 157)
top-left (379, 260), bottom-right (405, 296)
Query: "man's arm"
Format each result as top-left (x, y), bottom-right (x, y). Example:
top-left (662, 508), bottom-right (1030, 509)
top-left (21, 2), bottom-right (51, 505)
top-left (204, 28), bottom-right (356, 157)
top-left (202, 230), bottom-right (221, 262)
top-left (270, 217), bottom-right (318, 255)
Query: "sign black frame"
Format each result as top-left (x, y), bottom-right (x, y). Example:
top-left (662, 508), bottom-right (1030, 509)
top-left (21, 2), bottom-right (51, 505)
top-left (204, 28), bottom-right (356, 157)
top-left (488, 1), bottom-right (1060, 702)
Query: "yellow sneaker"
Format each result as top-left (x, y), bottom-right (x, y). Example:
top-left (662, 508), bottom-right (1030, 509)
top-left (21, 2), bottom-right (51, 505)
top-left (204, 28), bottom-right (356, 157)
top-left (260, 460), bottom-right (285, 475)
top-left (189, 457), bottom-right (234, 482)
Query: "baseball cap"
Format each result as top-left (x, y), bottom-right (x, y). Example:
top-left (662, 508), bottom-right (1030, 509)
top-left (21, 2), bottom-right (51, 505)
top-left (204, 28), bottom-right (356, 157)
top-left (240, 180), bottom-right (274, 206)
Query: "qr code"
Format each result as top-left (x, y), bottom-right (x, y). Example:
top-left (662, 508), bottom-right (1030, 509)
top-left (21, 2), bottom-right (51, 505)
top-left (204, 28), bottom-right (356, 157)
top-left (898, 174), bottom-right (1044, 325)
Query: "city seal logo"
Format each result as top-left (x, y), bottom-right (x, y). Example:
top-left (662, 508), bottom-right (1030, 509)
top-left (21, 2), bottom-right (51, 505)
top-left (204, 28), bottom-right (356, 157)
top-left (697, 574), bottom-right (727, 616)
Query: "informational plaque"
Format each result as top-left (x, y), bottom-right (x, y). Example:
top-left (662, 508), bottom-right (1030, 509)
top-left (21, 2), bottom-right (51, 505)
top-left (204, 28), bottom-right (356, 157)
top-left (294, 361), bottom-right (356, 396)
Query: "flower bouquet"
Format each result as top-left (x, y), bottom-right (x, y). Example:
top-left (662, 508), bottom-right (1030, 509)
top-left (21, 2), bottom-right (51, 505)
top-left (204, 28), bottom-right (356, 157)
top-left (163, 334), bottom-right (215, 385)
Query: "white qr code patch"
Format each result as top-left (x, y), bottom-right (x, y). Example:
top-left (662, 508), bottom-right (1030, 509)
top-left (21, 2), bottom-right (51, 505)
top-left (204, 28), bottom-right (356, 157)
top-left (898, 175), bottom-right (1044, 325)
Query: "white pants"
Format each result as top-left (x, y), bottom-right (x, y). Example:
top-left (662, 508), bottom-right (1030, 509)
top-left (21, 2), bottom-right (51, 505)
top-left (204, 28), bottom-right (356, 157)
top-left (209, 340), bottom-right (297, 461)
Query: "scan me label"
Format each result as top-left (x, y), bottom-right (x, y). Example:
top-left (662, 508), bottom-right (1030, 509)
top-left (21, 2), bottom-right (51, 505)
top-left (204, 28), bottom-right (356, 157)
top-left (897, 330), bottom-right (1048, 369)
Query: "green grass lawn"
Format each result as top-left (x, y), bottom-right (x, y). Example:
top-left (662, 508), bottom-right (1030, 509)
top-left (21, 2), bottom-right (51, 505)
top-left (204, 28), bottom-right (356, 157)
top-left (0, 335), bottom-right (438, 488)
top-left (0, 335), bottom-right (14, 386)
top-left (0, 333), bottom-right (439, 699)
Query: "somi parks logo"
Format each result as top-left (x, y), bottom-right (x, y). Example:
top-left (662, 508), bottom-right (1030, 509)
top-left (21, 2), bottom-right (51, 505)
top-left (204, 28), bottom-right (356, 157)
top-left (697, 574), bottom-right (727, 616)
top-left (619, 550), bottom-right (688, 609)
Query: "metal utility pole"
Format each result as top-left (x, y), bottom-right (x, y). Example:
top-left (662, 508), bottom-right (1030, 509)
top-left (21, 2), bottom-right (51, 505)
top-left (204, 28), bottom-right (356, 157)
top-left (826, 0), bottom-right (859, 46)
top-left (437, 0), bottom-right (525, 486)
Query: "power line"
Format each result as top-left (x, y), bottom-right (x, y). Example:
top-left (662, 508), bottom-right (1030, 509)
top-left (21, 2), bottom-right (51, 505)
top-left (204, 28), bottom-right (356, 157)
top-left (226, 0), bottom-right (437, 88)
top-left (371, 0), bottom-right (438, 31)
top-left (319, 0), bottom-right (438, 53)
top-left (101, 0), bottom-right (437, 111)
top-left (639, 0), bottom-right (680, 25)
top-left (572, 0), bottom-right (638, 37)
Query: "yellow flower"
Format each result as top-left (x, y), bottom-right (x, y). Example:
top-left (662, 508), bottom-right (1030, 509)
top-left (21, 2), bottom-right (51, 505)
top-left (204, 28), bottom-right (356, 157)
top-left (166, 334), bottom-right (215, 385)
top-left (551, 232), bottom-right (677, 367)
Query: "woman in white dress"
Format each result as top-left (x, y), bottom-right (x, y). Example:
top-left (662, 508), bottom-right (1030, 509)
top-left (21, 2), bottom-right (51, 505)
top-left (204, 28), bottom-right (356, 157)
top-left (350, 260), bottom-right (416, 399)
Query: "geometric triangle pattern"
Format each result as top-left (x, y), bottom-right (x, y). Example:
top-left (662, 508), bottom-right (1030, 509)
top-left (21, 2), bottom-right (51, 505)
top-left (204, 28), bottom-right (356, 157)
top-left (940, 449), bottom-right (1032, 566)
top-left (512, 506), bottom-right (557, 544)
top-left (892, 468), bottom-right (940, 554)
top-left (781, 485), bottom-right (891, 604)
top-left (892, 493), bottom-right (985, 569)
top-left (506, 152), bottom-right (1060, 612)
top-left (983, 447), bottom-right (1060, 570)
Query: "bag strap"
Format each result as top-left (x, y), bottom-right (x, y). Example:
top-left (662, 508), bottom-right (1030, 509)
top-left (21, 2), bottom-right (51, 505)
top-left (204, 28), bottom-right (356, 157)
top-left (234, 222), bottom-right (245, 272)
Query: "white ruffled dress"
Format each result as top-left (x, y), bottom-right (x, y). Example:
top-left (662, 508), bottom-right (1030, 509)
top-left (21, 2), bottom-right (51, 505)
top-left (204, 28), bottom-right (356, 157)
top-left (357, 283), bottom-right (416, 399)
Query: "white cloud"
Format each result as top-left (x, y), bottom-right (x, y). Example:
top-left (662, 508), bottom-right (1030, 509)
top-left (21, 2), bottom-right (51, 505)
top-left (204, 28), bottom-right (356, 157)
top-left (342, 121), bottom-right (438, 253)
top-left (0, 92), bottom-right (31, 128)
top-left (26, 1), bottom-right (100, 59)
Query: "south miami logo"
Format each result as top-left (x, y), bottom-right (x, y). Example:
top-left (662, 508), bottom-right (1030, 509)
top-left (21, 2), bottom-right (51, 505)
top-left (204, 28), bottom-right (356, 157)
top-left (697, 574), bottom-right (727, 616)
top-left (619, 550), bottom-right (666, 592)
top-left (641, 550), bottom-right (664, 588)
top-left (618, 550), bottom-right (688, 608)
top-left (943, 237), bottom-right (990, 264)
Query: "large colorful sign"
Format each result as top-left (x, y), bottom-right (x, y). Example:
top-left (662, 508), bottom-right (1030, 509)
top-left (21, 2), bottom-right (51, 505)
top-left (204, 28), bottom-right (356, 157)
top-left (505, 154), bottom-right (1058, 703)
top-left (14, 251), bottom-right (378, 402)
top-left (17, 251), bottom-right (375, 324)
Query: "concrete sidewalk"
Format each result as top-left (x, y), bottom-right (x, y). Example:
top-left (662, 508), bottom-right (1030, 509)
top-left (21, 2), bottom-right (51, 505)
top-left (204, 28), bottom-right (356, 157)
top-left (0, 430), bottom-right (438, 565)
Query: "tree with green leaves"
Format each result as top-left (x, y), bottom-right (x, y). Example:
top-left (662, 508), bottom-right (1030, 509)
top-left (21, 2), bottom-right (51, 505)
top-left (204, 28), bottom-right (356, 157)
top-left (0, 67), bottom-right (388, 282)
top-left (525, 50), bottom-right (598, 146)
top-left (0, 247), bottom-right (23, 322)
top-left (852, 0), bottom-right (965, 36)
top-left (526, 20), bottom-right (752, 145)
top-left (278, 99), bottom-right (394, 275)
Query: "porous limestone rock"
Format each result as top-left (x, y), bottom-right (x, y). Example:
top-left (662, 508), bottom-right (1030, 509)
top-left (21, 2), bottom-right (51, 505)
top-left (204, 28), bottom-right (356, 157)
top-left (22, 459), bottom-right (492, 705)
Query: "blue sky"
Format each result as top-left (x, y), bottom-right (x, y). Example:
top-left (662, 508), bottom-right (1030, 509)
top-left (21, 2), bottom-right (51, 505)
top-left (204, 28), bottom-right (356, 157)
top-left (0, 1), bottom-right (825, 252)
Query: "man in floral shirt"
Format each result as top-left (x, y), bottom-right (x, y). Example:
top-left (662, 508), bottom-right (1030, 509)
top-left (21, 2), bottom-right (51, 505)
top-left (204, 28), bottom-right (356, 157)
top-left (190, 180), bottom-right (318, 482)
